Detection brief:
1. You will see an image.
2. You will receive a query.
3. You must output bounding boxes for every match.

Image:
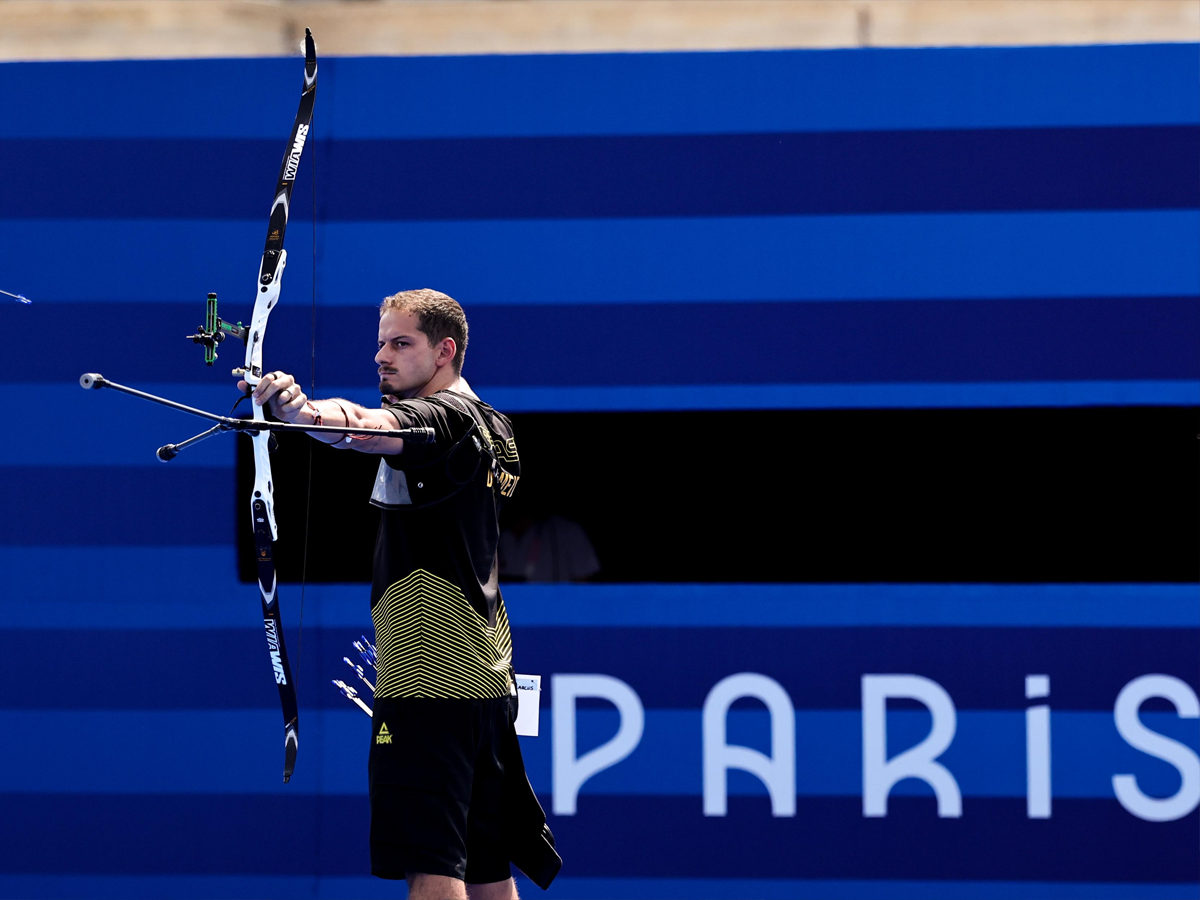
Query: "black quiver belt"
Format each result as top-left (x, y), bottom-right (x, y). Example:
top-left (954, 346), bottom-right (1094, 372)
top-left (501, 704), bottom-right (562, 889)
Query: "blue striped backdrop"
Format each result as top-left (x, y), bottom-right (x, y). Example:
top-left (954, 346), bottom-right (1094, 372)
top-left (1, 43), bottom-right (1197, 412)
top-left (0, 578), bottom-right (1195, 898)
top-left (0, 42), bottom-right (1197, 899)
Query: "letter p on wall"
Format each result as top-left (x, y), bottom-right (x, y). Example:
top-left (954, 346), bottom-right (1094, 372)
top-left (552, 674), bottom-right (644, 816)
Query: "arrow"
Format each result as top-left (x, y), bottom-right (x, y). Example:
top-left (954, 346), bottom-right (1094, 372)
top-left (332, 679), bottom-right (373, 717)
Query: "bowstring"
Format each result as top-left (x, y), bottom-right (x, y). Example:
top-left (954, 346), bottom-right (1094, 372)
top-left (301, 94), bottom-right (319, 884)
top-left (296, 103), bottom-right (316, 690)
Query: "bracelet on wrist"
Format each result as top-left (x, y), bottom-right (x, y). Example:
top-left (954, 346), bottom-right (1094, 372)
top-left (304, 400), bottom-right (323, 427)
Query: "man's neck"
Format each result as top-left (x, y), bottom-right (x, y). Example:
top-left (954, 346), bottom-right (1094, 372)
top-left (412, 372), bottom-right (476, 400)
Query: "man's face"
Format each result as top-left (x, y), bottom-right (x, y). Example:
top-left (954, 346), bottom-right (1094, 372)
top-left (375, 309), bottom-right (439, 399)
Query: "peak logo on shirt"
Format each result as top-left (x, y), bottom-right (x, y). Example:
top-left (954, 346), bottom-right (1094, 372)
top-left (376, 723), bottom-right (393, 744)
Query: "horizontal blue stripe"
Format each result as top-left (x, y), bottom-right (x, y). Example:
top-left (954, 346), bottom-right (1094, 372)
top-left (502, 584), bottom-right (1200, 628)
top-left (12, 384), bottom-right (240, 467)
top-left (387, 296), bottom-right (1200, 387)
top-left (0, 546), bottom-right (248, 622)
top-left (308, 126), bottom-right (1200, 220)
top-left (530, 878), bottom-right (1200, 900)
top-left (0, 794), bottom-right (374, 876)
top-left (552, 796), bottom-right (1199, 882)
top-left (0, 795), bottom-right (1191, 882)
top-left (0, 710), bottom-right (369, 795)
top-left (0, 467), bottom-right (232, 545)
top-left (12, 294), bottom-right (1198, 395)
top-left (0, 875), bottom-right (1192, 900)
top-left (532, 710), bottom-right (1199, 799)
top-left (475, 381), bottom-right (1200, 412)
top-left (3, 708), bottom-right (1191, 801)
top-left (531, 877), bottom-right (1198, 900)
top-left (6, 127), bottom-right (1195, 220)
top-left (0, 877), bottom-right (348, 900)
top-left (320, 211), bottom-right (1200, 305)
top-left (4, 46), bottom-right (1196, 140)
top-left (6, 383), bottom-right (370, 467)
top-left (2, 212), bottom-right (1195, 309)
top-left (0, 621), bottom-right (1191, 711)
top-left (513, 627), bottom-right (1199, 710)
top-left (0, 563), bottom-right (1192, 628)
top-left (330, 45), bottom-right (1200, 138)
top-left (1, 297), bottom-right (328, 383)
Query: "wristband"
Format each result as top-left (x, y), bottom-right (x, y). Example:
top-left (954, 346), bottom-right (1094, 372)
top-left (304, 400), bottom-right (323, 427)
top-left (326, 399), bottom-right (383, 444)
top-left (330, 398), bottom-right (353, 444)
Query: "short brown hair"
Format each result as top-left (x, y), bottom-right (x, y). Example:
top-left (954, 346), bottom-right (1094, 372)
top-left (380, 288), bottom-right (468, 374)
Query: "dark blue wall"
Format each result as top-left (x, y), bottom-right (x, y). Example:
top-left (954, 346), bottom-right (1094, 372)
top-left (0, 43), bottom-right (1197, 900)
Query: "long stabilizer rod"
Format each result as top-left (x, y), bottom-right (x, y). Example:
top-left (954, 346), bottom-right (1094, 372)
top-left (80, 373), bottom-right (435, 443)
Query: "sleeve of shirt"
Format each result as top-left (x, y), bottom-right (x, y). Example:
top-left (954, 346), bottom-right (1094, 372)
top-left (380, 397), bottom-right (471, 468)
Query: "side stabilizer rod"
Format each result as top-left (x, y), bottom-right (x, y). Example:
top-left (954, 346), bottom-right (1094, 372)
top-left (157, 425), bottom-right (225, 462)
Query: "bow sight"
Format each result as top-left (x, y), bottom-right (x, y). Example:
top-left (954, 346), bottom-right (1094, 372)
top-left (186, 292), bottom-right (247, 366)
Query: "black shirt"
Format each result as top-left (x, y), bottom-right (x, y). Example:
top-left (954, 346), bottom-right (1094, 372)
top-left (369, 391), bottom-right (521, 700)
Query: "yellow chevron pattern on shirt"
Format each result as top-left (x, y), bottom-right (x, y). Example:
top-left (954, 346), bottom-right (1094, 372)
top-left (372, 569), bottom-right (513, 699)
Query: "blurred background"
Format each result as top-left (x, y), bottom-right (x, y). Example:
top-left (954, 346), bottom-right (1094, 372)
top-left (0, 1), bottom-right (1196, 898)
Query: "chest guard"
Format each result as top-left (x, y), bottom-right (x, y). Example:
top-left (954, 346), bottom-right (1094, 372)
top-left (369, 394), bottom-right (506, 511)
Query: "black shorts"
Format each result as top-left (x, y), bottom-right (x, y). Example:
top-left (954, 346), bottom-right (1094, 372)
top-left (369, 694), bottom-right (519, 884)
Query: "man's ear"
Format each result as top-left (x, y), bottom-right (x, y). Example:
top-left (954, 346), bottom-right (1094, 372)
top-left (436, 337), bottom-right (457, 368)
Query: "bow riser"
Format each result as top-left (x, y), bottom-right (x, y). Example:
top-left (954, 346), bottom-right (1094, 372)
top-left (245, 249), bottom-right (286, 542)
top-left (245, 247), bottom-right (286, 382)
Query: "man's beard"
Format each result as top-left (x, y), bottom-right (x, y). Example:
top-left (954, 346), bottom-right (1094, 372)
top-left (379, 377), bottom-right (405, 404)
top-left (379, 367), bottom-right (430, 400)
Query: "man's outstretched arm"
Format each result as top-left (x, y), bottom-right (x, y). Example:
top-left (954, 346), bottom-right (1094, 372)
top-left (238, 371), bottom-right (407, 455)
